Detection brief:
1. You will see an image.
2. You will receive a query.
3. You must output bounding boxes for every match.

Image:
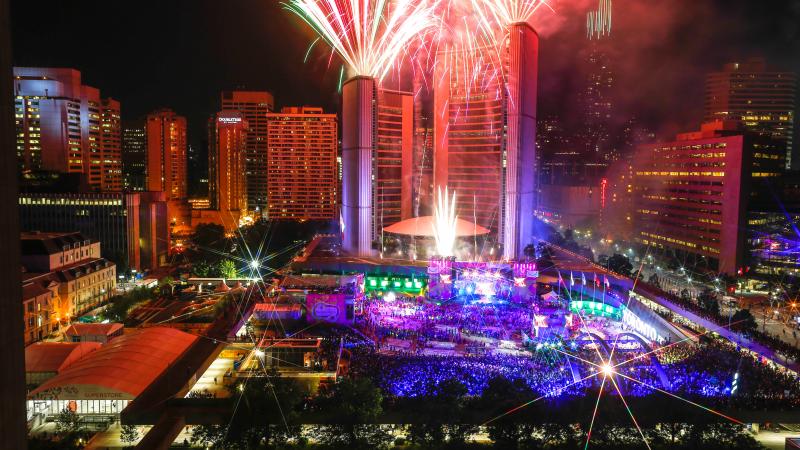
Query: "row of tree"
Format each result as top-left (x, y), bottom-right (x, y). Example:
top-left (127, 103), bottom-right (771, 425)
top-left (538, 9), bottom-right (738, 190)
top-left (187, 373), bottom-right (767, 450)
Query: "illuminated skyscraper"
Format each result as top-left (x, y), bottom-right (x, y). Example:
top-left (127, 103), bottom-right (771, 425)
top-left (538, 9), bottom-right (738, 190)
top-left (122, 119), bottom-right (146, 191)
top-left (581, 0), bottom-right (614, 168)
top-left (13, 67), bottom-right (120, 191)
top-left (434, 23), bottom-right (538, 259)
top-left (146, 108), bottom-right (187, 223)
top-left (266, 107), bottom-right (337, 220)
top-left (705, 58), bottom-right (797, 169)
top-left (99, 98), bottom-right (122, 191)
top-left (221, 91), bottom-right (274, 213)
top-left (209, 111), bottom-right (248, 216)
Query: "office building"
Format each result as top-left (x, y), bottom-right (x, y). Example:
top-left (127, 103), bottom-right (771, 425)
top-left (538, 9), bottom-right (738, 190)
top-left (209, 111), bottom-right (247, 214)
top-left (13, 67), bottom-right (121, 191)
top-left (433, 23), bottom-right (538, 259)
top-left (146, 108), bottom-right (188, 224)
top-left (21, 232), bottom-right (116, 340)
top-left (193, 111), bottom-right (248, 231)
top-left (705, 58), bottom-right (797, 169)
top-left (266, 106), bottom-right (337, 220)
top-left (632, 121), bottom-right (785, 275)
top-left (18, 191), bottom-right (169, 272)
top-left (221, 91), bottom-right (274, 213)
top-left (99, 98), bottom-right (122, 191)
top-left (122, 119), bottom-right (147, 191)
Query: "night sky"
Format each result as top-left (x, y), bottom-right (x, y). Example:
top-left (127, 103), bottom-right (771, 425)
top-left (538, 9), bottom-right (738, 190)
top-left (10, 0), bottom-right (800, 147)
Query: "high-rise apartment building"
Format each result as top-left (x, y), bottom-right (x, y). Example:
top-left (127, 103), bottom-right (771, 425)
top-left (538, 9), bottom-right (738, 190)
top-left (221, 91), bottom-right (274, 213)
top-left (122, 119), bottom-right (147, 191)
top-left (13, 67), bottom-right (121, 191)
top-left (266, 106), bottom-right (337, 220)
top-left (146, 108), bottom-right (188, 223)
top-left (375, 90), bottom-right (414, 236)
top-left (433, 23), bottom-right (538, 259)
top-left (632, 121), bottom-right (785, 275)
top-left (705, 58), bottom-right (797, 169)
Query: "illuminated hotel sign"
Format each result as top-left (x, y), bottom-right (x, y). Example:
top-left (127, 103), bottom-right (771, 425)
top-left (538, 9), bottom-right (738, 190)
top-left (218, 116), bottom-right (242, 124)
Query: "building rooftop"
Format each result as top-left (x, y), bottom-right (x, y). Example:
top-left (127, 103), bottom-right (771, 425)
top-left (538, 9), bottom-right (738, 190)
top-left (64, 322), bottom-right (124, 338)
top-left (25, 342), bottom-right (102, 374)
top-left (21, 231), bottom-right (92, 256)
top-left (30, 327), bottom-right (198, 400)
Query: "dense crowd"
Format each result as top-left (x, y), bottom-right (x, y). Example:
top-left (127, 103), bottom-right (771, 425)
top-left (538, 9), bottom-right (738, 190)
top-left (348, 346), bottom-right (581, 397)
top-left (360, 296), bottom-right (533, 344)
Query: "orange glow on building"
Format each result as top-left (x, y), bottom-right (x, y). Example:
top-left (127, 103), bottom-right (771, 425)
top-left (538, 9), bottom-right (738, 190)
top-left (210, 111), bottom-right (248, 215)
top-left (146, 108), bottom-right (188, 224)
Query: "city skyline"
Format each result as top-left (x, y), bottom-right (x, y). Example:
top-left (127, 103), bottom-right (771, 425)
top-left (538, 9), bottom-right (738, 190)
top-left (10, 0), bottom-right (800, 152)
top-left (4, 1), bottom-right (800, 449)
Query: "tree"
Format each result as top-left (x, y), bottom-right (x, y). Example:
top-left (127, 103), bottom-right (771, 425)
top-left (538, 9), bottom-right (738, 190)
top-left (215, 259), bottom-right (238, 279)
top-left (606, 253), bottom-right (633, 277)
top-left (190, 424), bottom-right (228, 449)
top-left (698, 289), bottom-right (720, 317)
top-left (311, 378), bottom-right (389, 449)
top-left (120, 424), bottom-right (139, 448)
top-left (731, 309), bottom-right (758, 334)
top-left (54, 408), bottom-right (83, 435)
top-left (523, 244), bottom-right (536, 260)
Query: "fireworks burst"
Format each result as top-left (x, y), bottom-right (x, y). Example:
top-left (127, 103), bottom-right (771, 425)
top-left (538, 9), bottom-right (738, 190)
top-left (433, 185), bottom-right (458, 257)
top-left (283, 0), bottom-right (439, 80)
top-left (470, 0), bottom-right (551, 32)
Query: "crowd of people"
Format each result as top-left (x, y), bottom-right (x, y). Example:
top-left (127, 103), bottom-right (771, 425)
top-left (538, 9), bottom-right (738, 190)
top-left (348, 346), bottom-right (581, 397)
top-left (359, 295), bottom-right (533, 346)
top-left (338, 294), bottom-right (800, 411)
top-left (640, 281), bottom-right (800, 361)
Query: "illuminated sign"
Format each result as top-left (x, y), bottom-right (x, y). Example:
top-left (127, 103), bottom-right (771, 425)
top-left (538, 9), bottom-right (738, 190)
top-left (218, 117), bottom-right (242, 124)
top-left (622, 308), bottom-right (658, 342)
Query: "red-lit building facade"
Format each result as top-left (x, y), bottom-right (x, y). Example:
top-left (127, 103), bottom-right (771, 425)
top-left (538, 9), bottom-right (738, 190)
top-left (632, 121), bottom-right (785, 274)
top-left (433, 24), bottom-right (538, 259)
top-left (375, 90), bottom-right (414, 236)
top-left (13, 67), bottom-right (122, 191)
top-left (146, 108), bottom-right (188, 225)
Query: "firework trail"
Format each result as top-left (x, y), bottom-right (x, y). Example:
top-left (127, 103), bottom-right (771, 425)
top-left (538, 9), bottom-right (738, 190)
top-left (587, 0), bottom-right (612, 39)
top-left (283, 0), bottom-right (439, 80)
top-left (433, 186), bottom-right (458, 257)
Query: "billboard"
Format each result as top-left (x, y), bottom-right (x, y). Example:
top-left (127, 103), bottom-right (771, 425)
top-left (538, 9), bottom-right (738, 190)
top-left (306, 293), bottom-right (352, 325)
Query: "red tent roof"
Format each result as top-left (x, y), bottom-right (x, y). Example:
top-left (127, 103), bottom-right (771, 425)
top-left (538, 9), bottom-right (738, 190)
top-left (30, 327), bottom-right (197, 400)
top-left (25, 342), bottom-right (102, 373)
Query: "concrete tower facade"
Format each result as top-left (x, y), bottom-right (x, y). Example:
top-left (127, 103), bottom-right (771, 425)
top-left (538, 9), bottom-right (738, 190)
top-left (503, 23), bottom-right (539, 260)
top-left (341, 77), bottom-right (376, 256)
